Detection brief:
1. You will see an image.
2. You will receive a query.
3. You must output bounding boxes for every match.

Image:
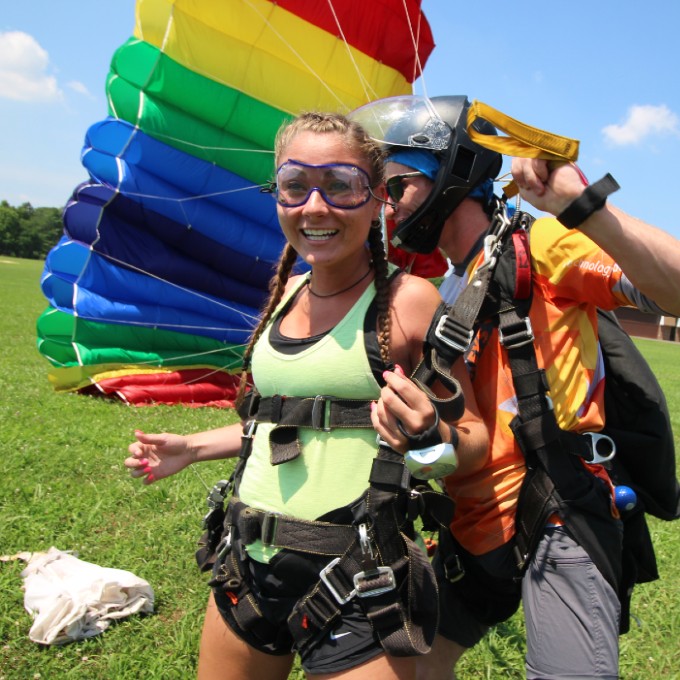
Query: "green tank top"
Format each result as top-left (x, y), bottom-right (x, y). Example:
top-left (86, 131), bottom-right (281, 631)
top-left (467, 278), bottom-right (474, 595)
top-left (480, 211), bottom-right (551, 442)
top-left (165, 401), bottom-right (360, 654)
top-left (239, 275), bottom-right (383, 562)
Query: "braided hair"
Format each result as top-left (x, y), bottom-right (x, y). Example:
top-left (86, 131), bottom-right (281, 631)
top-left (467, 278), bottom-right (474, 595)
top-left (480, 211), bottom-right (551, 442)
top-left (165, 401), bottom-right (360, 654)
top-left (235, 112), bottom-right (392, 407)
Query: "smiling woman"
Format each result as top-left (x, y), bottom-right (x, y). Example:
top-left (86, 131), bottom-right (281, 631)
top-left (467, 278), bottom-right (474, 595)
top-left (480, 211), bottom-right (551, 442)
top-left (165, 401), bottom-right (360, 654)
top-left (122, 110), bottom-right (488, 679)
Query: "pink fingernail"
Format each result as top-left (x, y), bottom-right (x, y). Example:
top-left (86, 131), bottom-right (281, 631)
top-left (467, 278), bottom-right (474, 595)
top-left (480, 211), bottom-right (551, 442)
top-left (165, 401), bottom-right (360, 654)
top-left (143, 466), bottom-right (152, 474)
top-left (146, 473), bottom-right (155, 483)
top-left (370, 401), bottom-right (376, 412)
top-left (138, 458), bottom-right (149, 467)
top-left (394, 364), bottom-right (405, 376)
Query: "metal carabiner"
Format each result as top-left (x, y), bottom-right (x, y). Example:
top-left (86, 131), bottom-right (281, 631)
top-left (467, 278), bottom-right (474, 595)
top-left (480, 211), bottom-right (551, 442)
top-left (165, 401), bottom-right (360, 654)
top-left (584, 432), bottom-right (616, 464)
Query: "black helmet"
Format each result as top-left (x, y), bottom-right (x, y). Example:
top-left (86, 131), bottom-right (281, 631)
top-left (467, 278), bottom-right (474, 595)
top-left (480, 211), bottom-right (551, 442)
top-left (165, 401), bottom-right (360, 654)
top-left (350, 95), bottom-right (502, 254)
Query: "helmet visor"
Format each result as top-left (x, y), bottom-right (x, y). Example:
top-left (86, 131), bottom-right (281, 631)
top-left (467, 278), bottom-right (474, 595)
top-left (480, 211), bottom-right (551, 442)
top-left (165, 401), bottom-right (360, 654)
top-left (274, 160), bottom-right (372, 209)
top-left (350, 95), bottom-right (452, 151)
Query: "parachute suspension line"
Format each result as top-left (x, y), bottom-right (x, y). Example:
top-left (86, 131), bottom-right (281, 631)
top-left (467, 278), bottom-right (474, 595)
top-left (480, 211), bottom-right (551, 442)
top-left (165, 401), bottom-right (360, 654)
top-left (400, 0), bottom-right (428, 95)
top-left (188, 462), bottom-right (212, 494)
top-left (132, 128), bottom-right (276, 156)
top-left (409, 0), bottom-right (426, 89)
top-left (325, 0), bottom-right (380, 103)
top-left (86, 171), bottom-right (267, 205)
top-left (73, 311), bottom-right (252, 336)
top-left (175, 364), bottom-right (240, 387)
top-left (242, 0), bottom-right (348, 111)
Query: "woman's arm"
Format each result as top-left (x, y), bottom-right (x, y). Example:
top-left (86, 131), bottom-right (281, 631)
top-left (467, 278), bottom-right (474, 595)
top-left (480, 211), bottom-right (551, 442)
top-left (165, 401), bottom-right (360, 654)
top-left (373, 274), bottom-right (489, 476)
top-left (124, 422), bottom-right (244, 485)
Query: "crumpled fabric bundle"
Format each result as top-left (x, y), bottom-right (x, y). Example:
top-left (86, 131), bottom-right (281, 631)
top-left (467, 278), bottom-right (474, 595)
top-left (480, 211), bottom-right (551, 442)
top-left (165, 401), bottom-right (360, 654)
top-left (21, 547), bottom-right (154, 645)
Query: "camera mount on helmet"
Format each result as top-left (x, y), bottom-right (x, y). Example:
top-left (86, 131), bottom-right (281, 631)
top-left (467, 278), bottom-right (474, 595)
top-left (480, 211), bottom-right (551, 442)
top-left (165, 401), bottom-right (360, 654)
top-left (350, 95), bottom-right (502, 254)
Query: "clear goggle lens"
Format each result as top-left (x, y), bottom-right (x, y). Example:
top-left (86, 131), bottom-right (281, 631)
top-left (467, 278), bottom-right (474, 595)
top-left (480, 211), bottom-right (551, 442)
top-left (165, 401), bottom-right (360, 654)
top-left (274, 160), bottom-right (373, 209)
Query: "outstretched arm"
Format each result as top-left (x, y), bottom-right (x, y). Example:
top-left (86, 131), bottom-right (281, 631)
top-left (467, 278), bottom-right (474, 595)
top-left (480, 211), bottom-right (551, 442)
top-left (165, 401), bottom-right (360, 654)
top-left (124, 423), bottom-right (243, 485)
top-left (512, 158), bottom-right (680, 316)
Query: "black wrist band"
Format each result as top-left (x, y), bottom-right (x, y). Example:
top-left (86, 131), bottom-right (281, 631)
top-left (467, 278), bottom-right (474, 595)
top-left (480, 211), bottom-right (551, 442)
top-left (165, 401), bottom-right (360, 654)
top-left (397, 408), bottom-right (442, 449)
top-left (556, 173), bottom-right (620, 229)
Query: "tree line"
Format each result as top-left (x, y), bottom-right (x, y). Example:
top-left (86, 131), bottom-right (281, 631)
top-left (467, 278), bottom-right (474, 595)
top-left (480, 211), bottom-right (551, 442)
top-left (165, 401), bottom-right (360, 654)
top-left (0, 200), bottom-right (64, 260)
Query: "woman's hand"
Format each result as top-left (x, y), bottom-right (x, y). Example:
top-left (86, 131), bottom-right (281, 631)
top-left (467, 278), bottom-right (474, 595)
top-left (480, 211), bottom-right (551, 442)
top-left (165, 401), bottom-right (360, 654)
top-left (124, 430), bottom-right (194, 485)
top-left (371, 364), bottom-right (441, 454)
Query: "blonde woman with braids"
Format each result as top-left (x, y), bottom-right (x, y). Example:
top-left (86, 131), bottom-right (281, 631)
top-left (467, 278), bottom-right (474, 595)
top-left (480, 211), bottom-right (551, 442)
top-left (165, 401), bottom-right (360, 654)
top-left (124, 112), bottom-right (487, 680)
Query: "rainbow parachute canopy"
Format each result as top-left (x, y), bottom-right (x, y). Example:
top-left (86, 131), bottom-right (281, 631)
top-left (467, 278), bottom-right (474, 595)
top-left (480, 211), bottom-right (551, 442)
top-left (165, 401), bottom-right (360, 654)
top-left (37, 0), bottom-right (434, 406)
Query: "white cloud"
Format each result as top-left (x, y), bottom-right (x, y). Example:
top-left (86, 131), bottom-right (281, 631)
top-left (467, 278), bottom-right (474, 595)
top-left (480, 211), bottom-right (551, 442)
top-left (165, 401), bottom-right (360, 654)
top-left (0, 31), bottom-right (62, 102)
top-left (603, 104), bottom-right (680, 146)
top-left (67, 80), bottom-right (93, 98)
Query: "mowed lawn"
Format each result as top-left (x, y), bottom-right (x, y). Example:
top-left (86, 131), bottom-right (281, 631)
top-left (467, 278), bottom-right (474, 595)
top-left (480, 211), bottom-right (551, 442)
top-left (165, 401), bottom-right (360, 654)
top-left (1, 256), bottom-right (678, 679)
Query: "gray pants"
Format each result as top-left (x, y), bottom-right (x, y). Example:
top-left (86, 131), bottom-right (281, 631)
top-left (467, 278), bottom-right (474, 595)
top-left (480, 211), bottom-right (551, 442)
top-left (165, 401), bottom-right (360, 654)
top-left (523, 527), bottom-right (620, 679)
top-left (436, 526), bottom-right (620, 678)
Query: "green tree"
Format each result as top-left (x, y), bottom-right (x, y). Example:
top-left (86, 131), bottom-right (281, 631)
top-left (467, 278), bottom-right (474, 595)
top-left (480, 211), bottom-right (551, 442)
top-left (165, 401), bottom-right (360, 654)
top-left (0, 203), bottom-right (21, 257)
top-left (0, 201), bottom-right (63, 259)
top-left (18, 206), bottom-right (63, 259)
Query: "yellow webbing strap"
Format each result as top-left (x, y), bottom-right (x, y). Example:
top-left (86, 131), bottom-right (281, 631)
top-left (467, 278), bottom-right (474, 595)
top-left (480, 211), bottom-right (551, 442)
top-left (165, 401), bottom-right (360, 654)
top-left (466, 100), bottom-right (580, 197)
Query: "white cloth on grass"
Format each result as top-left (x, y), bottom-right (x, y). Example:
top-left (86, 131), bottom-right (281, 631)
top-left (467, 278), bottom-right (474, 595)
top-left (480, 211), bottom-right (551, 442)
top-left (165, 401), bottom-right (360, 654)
top-left (21, 546), bottom-right (154, 645)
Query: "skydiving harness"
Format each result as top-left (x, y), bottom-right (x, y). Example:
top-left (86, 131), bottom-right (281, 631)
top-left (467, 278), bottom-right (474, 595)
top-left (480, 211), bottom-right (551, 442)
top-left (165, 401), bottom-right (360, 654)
top-left (414, 196), bottom-right (626, 594)
top-left (196, 389), bottom-right (461, 656)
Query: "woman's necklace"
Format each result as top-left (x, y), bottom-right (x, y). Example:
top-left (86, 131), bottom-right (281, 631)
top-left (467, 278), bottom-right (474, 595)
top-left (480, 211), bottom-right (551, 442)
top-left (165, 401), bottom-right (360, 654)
top-left (307, 266), bottom-right (372, 298)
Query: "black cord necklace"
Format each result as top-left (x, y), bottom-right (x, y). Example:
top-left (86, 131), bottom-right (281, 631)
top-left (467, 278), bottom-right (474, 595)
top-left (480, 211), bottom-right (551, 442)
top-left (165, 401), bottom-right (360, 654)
top-left (307, 266), bottom-right (373, 298)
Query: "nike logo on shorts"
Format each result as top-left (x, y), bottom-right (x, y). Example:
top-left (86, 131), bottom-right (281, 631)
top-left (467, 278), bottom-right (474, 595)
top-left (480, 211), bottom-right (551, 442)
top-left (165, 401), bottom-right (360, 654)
top-left (329, 630), bottom-right (352, 640)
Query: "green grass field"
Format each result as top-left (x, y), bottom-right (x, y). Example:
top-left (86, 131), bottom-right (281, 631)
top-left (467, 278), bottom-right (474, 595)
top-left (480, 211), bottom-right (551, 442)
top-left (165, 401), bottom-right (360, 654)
top-left (1, 256), bottom-right (679, 679)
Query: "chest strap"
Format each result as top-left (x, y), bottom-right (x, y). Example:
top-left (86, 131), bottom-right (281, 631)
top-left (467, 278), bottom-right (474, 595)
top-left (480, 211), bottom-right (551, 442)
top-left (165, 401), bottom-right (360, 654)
top-left (247, 394), bottom-right (375, 465)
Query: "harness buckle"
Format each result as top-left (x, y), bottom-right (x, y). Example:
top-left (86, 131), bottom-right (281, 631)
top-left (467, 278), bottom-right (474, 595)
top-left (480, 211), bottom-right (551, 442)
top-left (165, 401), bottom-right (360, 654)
top-left (434, 314), bottom-right (475, 354)
top-left (353, 566), bottom-right (397, 598)
top-left (207, 480), bottom-right (229, 508)
top-left (260, 512), bottom-right (280, 547)
top-left (353, 522), bottom-right (396, 596)
top-left (499, 317), bottom-right (534, 349)
top-left (215, 527), bottom-right (232, 560)
top-left (311, 395), bottom-right (332, 432)
top-left (357, 523), bottom-right (376, 569)
top-left (243, 418), bottom-right (257, 438)
top-left (583, 432), bottom-right (616, 464)
top-left (443, 551), bottom-right (465, 583)
top-left (202, 479), bottom-right (229, 526)
top-left (319, 557), bottom-right (357, 605)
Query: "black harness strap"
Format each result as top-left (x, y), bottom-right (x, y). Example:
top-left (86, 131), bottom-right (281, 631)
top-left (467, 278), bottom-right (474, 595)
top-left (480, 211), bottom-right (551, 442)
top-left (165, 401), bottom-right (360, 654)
top-left (492, 223), bottom-right (622, 591)
top-left (284, 445), bottom-right (438, 656)
top-left (253, 395), bottom-right (374, 465)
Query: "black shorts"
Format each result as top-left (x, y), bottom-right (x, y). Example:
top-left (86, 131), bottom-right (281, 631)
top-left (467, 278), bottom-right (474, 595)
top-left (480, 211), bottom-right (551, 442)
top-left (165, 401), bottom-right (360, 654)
top-left (213, 547), bottom-right (384, 674)
top-left (433, 530), bottom-right (521, 649)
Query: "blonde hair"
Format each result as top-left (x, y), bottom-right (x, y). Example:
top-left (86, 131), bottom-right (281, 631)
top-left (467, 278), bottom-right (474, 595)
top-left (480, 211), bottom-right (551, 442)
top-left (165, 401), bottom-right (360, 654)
top-left (235, 112), bottom-right (392, 407)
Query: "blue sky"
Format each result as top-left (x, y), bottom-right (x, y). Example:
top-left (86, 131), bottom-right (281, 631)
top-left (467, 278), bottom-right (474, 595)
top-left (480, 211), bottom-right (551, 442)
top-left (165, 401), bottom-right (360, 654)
top-left (2, 1), bottom-right (680, 240)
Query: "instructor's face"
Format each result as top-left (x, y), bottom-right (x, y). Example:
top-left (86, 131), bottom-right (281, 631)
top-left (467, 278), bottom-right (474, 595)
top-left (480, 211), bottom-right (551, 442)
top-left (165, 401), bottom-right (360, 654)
top-left (384, 162), bottom-right (433, 226)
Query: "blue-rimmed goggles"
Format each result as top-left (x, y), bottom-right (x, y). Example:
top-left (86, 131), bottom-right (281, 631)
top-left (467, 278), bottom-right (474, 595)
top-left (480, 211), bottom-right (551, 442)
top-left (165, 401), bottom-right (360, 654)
top-left (271, 160), bottom-right (374, 209)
